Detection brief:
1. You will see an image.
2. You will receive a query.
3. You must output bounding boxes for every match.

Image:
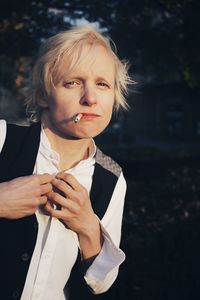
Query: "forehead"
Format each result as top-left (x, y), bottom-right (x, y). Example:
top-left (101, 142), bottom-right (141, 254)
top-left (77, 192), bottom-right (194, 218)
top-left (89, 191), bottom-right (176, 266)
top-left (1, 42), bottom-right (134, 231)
top-left (55, 43), bottom-right (116, 82)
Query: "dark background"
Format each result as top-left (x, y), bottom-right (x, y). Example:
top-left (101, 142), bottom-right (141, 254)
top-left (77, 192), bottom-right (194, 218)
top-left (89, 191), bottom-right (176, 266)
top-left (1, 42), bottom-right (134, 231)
top-left (1, 0), bottom-right (200, 299)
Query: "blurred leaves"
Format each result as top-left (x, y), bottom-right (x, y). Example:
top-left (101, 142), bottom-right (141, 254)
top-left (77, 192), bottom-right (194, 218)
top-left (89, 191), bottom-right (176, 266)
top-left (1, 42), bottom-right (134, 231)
top-left (0, 0), bottom-right (200, 88)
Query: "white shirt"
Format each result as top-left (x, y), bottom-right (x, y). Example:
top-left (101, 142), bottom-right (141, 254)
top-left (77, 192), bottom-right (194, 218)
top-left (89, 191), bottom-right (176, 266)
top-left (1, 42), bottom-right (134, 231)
top-left (0, 120), bottom-right (126, 300)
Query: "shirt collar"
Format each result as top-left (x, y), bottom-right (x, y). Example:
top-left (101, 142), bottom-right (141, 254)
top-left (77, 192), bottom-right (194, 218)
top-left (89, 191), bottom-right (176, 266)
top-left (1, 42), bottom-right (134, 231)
top-left (40, 124), bottom-right (96, 169)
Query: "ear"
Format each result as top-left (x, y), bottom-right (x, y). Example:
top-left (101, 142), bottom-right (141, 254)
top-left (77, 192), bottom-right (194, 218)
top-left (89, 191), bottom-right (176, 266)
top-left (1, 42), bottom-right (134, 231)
top-left (36, 89), bottom-right (49, 108)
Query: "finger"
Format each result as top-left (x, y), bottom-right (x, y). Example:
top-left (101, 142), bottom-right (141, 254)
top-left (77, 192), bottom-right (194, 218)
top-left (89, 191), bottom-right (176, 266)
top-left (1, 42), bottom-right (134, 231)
top-left (39, 195), bottom-right (48, 205)
top-left (47, 190), bottom-right (67, 207)
top-left (44, 201), bottom-right (70, 219)
top-left (40, 183), bottom-right (52, 195)
top-left (47, 190), bottom-right (77, 212)
top-left (52, 178), bottom-right (75, 198)
top-left (44, 201), bottom-right (53, 211)
top-left (56, 172), bottom-right (83, 191)
top-left (43, 201), bottom-right (56, 216)
top-left (38, 173), bottom-right (53, 184)
top-left (61, 198), bottom-right (79, 213)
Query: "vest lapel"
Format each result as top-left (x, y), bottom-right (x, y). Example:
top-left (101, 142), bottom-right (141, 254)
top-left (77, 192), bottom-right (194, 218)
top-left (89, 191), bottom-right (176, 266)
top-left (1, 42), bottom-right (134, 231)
top-left (90, 162), bottom-right (119, 219)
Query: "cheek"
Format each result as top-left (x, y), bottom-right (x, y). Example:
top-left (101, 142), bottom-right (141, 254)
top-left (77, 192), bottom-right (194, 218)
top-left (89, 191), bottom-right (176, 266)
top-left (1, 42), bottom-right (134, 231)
top-left (49, 100), bottom-right (71, 119)
top-left (105, 108), bottom-right (113, 123)
top-left (102, 92), bottom-right (114, 109)
top-left (96, 107), bottom-right (113, 133)
top-left (104, 99), bottom-right (114, 119)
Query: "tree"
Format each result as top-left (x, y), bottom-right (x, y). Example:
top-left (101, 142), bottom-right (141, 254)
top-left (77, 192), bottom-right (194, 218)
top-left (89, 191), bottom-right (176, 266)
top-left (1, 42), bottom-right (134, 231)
top-left (0, 0), bottom-right (199, 93)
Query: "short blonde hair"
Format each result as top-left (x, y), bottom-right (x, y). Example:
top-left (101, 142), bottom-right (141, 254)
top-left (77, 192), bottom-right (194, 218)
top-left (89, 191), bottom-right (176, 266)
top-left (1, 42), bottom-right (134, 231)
top-left (25, 25), bottom-right (132, 121)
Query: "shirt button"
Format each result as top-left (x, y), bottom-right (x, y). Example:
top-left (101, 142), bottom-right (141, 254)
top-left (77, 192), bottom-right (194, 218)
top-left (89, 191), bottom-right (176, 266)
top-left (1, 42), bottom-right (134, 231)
top-left (21, 252), bottom-right (30, 262)
top-left (12, 290), bottom-right (20, 298)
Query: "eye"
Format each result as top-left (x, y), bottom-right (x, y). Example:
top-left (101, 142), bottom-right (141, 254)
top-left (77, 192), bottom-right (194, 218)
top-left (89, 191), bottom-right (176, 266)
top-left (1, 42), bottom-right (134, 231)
top-left (97, 81), bottom-right (110, 88)
top-left (63, 81), bottom-right (80, 88)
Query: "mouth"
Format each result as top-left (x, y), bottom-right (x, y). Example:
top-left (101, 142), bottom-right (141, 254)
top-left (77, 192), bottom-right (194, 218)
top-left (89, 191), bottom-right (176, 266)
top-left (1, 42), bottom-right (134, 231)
top-left (79, 112), bottom-right (101, 120)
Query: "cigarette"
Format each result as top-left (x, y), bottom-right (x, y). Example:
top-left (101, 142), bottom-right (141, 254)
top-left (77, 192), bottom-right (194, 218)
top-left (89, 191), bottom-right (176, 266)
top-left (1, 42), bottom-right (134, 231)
top-left (74, 114), bottom-right (82, 123)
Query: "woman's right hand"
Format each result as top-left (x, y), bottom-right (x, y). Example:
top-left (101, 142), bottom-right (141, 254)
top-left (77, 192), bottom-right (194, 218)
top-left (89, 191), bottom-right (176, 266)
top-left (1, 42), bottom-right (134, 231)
top-left (0, 173), bottom-right (52, 219)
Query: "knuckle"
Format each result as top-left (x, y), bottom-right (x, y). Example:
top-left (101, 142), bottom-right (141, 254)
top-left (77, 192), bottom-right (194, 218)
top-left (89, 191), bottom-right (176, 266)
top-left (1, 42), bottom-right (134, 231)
top-left (76, 203), bottom-right (82, 211)
top-left (63, 173), bottom-right (71, 181)
top-left (57, 180), bottom-right (65, 190)
top-left (41, 195), bottom-right (47, 203)
top-left (73, 206), bottom-right (80, 215)
top-left (46, 183), bottom-right (52, 192)
top-left (73, 196), bottom-right (80, 204)
top-left (53, 193), bottom-right (59, 202)
top-left (31, 198), bottom-right (39, 210)
top-left (74, 193), bottom-right (83, 205)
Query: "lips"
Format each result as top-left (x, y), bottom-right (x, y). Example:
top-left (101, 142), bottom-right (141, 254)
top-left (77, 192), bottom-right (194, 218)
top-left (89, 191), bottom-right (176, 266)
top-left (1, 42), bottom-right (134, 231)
top-left (79, 112), bottom-right (101, 120)
top-left (80, 113), bottom-right (100, 116)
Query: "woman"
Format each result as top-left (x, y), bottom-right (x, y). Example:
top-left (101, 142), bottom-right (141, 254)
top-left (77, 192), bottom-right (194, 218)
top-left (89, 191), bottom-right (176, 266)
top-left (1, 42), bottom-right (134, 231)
top-left (0, 25), bottom-right (131, 299)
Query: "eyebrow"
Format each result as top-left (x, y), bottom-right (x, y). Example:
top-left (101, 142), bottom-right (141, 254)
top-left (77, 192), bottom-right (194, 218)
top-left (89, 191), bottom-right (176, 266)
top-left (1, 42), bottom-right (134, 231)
top-left (62, 74), bottom-right (114, 85)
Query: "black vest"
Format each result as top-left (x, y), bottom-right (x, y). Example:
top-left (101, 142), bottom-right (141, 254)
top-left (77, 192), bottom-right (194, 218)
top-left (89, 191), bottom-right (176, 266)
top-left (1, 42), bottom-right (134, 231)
top-left (0, 122), bottom-right (121, 300)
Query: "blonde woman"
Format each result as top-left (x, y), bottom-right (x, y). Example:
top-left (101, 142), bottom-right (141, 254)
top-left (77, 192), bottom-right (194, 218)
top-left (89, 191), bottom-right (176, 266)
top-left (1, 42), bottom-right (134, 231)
top-left (0, 25), bottom-right (131, 300)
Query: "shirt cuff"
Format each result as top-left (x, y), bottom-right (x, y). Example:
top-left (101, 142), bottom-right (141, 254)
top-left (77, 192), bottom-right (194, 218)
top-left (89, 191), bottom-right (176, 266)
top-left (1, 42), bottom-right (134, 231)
top-left (83, 223), bottom-right (125, 292)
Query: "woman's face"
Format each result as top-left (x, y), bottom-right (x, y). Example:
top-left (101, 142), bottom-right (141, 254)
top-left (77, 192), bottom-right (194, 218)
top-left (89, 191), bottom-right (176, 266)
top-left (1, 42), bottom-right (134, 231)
top-left (41, 44), bottom-right (115, 139)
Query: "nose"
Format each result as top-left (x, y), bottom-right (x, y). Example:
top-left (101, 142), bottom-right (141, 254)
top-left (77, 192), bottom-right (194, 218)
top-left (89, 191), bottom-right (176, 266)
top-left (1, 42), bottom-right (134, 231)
top-left (80, 83), bottom-right (97, 106)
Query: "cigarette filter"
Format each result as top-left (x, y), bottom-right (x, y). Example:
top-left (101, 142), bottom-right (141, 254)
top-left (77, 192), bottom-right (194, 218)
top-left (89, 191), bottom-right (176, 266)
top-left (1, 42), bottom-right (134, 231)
top-left (74, 114), bottom-right (82, 123)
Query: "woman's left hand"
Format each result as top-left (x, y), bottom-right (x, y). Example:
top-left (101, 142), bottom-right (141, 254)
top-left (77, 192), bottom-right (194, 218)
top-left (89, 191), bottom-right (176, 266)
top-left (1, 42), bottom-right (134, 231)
top-left (44, 172), bottom-right (103, 259)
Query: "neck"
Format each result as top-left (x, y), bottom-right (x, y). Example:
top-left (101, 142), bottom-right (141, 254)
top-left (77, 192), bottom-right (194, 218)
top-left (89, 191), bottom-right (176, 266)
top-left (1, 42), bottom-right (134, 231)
top-left (42, 119), bottom-right (93, 171)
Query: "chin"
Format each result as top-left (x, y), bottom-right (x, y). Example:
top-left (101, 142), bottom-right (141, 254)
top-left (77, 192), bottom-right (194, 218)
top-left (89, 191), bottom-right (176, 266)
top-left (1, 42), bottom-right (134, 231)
top-left (71, 125), bottom-right (102, 136)
top-left (71, 130), bottom-right (102, 140)
top-left (74, 133), bottom-right (99, 139)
